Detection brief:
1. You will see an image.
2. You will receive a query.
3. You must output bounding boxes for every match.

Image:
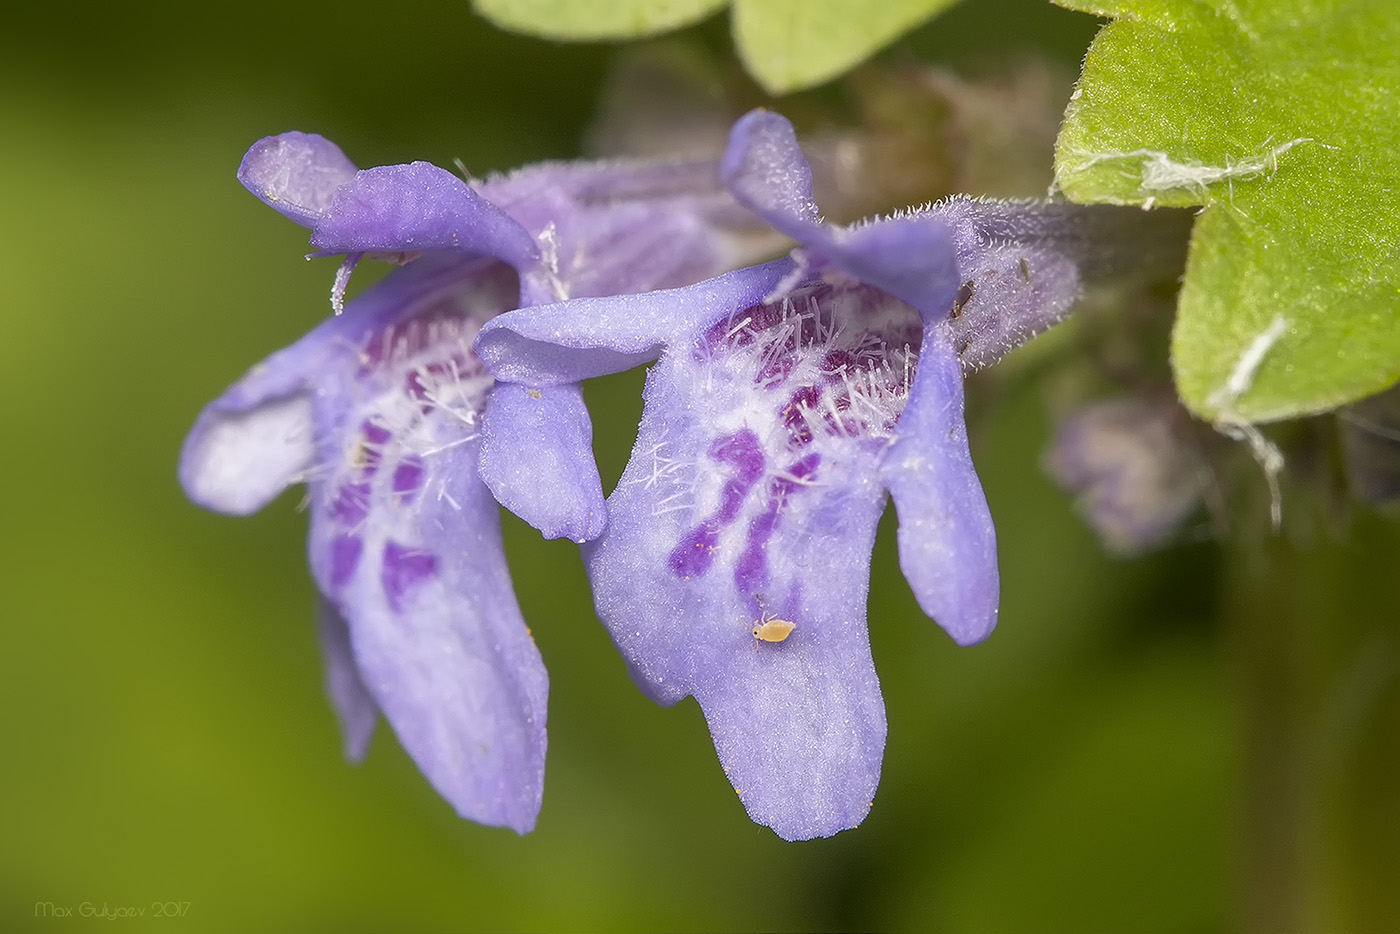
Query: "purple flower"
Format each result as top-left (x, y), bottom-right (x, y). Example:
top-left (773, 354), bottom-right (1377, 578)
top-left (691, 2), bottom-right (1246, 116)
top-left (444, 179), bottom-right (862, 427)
top-left (474, 110), bottom-right (1180, 839)
top-left (1046, 397), bottom-right (1208, 553)
top-left (180, 131), bottom-right (771, 832)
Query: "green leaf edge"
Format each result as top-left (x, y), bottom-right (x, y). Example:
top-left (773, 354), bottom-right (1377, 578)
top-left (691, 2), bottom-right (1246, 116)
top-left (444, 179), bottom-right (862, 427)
top-left (472, 0), bottom-right (727, 40)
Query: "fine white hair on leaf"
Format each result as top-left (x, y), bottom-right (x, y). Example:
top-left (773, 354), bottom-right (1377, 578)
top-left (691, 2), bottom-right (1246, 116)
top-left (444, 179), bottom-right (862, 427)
top-left (1211, 314), bottom-right (1289, 411)
top-left (1061, 138), bottom-right (1319, 204)
top-left (1209, 315), bottom-right (1290, 530)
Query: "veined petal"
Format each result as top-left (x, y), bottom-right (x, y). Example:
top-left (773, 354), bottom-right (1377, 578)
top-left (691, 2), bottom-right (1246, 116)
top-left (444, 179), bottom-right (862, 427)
top-left (584, 373), bottom-right (888, 840)
top-left (238, 131), bottom-right (359, 227)
top-left (478, 382), bottom-right (606, 542)
top-left (474, 259), bottom-right (797, 385)
top-left (180, 255), bottom-right (508, 516)
top-left (293, 253), bottom-right (543, 831)
top-left (582, 279), bottom-right (920, 838)
top-left (316, 597), bottom-right (378, 762)
top-left (309, 163), bottom-right (540, 273)
top-left (880, 325), bottom-right (998, 646)
top-left (310, 421), bottom-right (548, 834)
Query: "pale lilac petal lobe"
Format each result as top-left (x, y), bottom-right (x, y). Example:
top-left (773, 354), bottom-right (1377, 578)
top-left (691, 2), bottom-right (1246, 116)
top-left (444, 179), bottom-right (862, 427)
top-left (881, 327), bottom-right (998, 646)
top-left (179, 389), bottom-right (313, 515)
top-left (309, 163), bottom-right (540, 272)
top-left (479, 382), bottom-right (606, 542)
top-left (178, 326), bottom-right (333, 515)
top-left (188, 243), bottom-right (542, 830)
top-left (298, 257), bottom-right (543, 832)
top-left (316, 597), bottom-right (378, 762)
top-left (474, 260), bottom-right (796, 385)
top-left (720, 109), bottom-right (820, 236)
top-left (238, 132), bottom-right (359, 227)
top-left (180, 255), bottom-right (512, 517)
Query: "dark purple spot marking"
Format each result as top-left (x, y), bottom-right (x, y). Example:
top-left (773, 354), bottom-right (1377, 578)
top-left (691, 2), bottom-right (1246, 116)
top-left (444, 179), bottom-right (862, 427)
top-left (734, 508), bottom-right (777, 594)
top-left (392, 458), bottom-right (425, 497)
top-left (381, 540), bottom-right (438, 613)
top-left (668, 524), bottom-right (721, 579)
top-left (733, 454), bottom-right (821, 595)
top-left (329, 482), bottom-right (371, 527)
top-left (361, 419), bottom-right (391, 447)
top-left (330, 533), bottom-right (363, 588)
top-left (822, 349), bottom-right (856, 374)
top-left (781, 385), bottom-right (820, 446)
top-left (707, 430), bottom-right (764, 485)
top-left (755, 353), bottom-right (796, 386)
top-left (716, 479), bottom-right (748, 524)
top-left (667, 430), bottom-right (768, 581)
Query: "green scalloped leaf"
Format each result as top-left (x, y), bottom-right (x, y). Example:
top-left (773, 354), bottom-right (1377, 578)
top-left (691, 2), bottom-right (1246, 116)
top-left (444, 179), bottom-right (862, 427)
top-left (1053, 0), bottom-right (1400, 423)
top-left (473, 0), bottom-right (726, 39)
top-left (473, 0), bottom-right (965, 93)
top-left (732, 0), bottom-right (962, 93)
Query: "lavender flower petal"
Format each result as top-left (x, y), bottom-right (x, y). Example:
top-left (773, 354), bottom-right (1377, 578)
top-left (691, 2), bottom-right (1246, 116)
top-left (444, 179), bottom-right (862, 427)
top-left (586, 464), bottom-right (888, 840)
top-left (719, 109), bottom-right (821, 235)
top-left (479, 382), bottom-right (606, 542)
top-left (316, 597), bottom-right (378, 762)
top-left (474, 260), bottom-right (794, 385)
top-left (880, 325), bottom-right (999, 645)
top-left (478, 157), bottom-right (779, 305)
top-left (238, 132), bottom-right (359, 226)
top-left (311, 440), bottom-right (548, 833)
top-left (297, 258), bottom-right (546, 832)
top-left (178, 338), bottom-right (326, 515)
top-left (583, 314), bottom-right (893, 839)
top-left (308, 163), bottom-right (540, 271)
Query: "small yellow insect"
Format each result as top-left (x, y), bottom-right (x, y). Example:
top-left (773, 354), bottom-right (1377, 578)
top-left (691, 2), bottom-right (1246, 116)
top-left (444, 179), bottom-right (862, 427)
top-left (751, 610), bottom-right (796, 648)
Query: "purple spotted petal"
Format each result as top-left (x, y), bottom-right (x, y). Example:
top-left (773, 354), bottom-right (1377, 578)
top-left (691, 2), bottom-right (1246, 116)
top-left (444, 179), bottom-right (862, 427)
top-left (309, 163), bottom-right (540, 272)
top-left (295, 259), bottom-right (544, 832)
top-left (238, 132), bottom-right (359, 227)
top-left (880, 325), bottom-right (998, 646)
top-left (475, 260), bottom-right (795, 385)
top-left (583, 320), bottom-right (892, 839)
top-left (478, 382), bottom-right (606, 542)
top-left (309, 437), bottom-right (547, 833)
top-left (180, 255), bottom-right (502, 515)
top-left (186, 251), bottom-right (545, 831)
top-left (316, 597), bottom-right (378, 762)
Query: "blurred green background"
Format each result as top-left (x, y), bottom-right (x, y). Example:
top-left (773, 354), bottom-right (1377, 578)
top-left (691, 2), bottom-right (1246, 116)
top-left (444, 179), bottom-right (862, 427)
top-left (3, 1), bottom-right (1395, 931)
